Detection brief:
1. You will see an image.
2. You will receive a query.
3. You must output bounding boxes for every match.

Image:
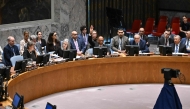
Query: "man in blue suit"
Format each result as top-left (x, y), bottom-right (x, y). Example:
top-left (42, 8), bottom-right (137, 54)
top-left (181, 30), bottom-right (190, 52)
top-left (70, 31), bottom-right (86, 55)
top-left (3, 36), bottom-right (20, 66)
top-left (129, 34), bottom-right (149, 53)
top-left (78, 26), bottom-right (88, 53)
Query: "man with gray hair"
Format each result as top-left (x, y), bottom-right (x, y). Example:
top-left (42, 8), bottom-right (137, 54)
top-left (29, 35), bottom-right (42, 55)
top-left (170, 35), bottom-right (186, 53)
top-left (3, 36), bottom-right (20, 66)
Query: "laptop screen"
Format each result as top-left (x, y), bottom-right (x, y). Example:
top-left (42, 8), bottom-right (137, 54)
top-left (12, 93), bottom-right (21, 108)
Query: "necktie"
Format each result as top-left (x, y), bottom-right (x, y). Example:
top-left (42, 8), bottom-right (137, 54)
top-left (119, 38), bottom-right (122, 50)
top-left (175, 45), bottom-right (178, 53)
top-left (74, 40), bottom-right (80, 52)
top-left (165, 38), bottom-right (168, 46)
top-left (11, 47), bottom-right (15, 56)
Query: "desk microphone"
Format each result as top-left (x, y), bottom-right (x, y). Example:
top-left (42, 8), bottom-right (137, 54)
top-left (12, 73), bottom-right (19, 79)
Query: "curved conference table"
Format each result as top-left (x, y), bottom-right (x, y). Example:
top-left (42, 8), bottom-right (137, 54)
top-left (2, 56), bottom-right (190, 106)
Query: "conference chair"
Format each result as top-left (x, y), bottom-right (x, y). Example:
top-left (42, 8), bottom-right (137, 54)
top-left (171, 23), bottom-right (180, 35)
top-left (15, 44), bottom-right (20, 51)
top-left (126, 19), bottom-right (142, 34)
top-left (152, 20), bottom-right (167, 38)
top-left (144, 19), bottom-right (155, 35)
top-left (10, 55), bottom-right (23, 67)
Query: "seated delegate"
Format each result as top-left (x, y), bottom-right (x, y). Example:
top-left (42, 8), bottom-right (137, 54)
top-left (129, 34), bottom-right (149, 53)
top-left (23, 41), bottom-right (37, 61)
top-left (54, 38), bottom-right (70, 57)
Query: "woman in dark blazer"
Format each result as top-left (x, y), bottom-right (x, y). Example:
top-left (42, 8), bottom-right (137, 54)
top-left (46, 32), bottom-right (61, 53)
top-left (36, 31), bottom-right (46, 48)
top-left (54, 38), bottom-right (70, 57)
top-left (23, 41), bottom-right (37, 61)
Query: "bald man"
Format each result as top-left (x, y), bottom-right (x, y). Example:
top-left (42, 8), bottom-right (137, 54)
top-left (95, 36), bottom-right (110, 55)
top-left (3, 36), bottom-right (20, 66)
top-left (129, 34), bottom-right (149, 53)
top-left (70, 31), bottom-right (86, 55)
top-left (170, 35), bottom-right (186, 53)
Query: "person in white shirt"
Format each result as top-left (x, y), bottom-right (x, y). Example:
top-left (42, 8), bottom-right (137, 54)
top-left (20, 31), bottom-right (30, 55)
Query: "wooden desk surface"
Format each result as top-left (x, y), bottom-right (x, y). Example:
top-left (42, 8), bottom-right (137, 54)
top-left (1, 56), bottom-right (190, 106)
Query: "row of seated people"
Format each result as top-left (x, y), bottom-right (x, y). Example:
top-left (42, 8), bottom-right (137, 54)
top-left (158, 29), bottom-right (190, 53)
top-left (3, 25), bottom-right (190, 67)
top-left (2, 26), bottom-right (150, 67)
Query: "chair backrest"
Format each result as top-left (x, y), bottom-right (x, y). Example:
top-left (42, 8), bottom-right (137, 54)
top-left (131, 19), bottom-right (142, 31)
top-left (171, 17), bottom-right (180, 24)
top-left (145, 20), bottom-right (154, 32)
top-left (10, 55), bottom-right (23, 67)
top-left (2, 52), bottom-right (6, 65)
top-left (0, 63), bottom-right (5, 67)
top-left (15, 44), bottom-right (20, 51)
top-left (60, 41), bottom-right (63, 49)
top-left (159, 16), bottom-right (168, 20)
top-left (44, 46), bottom-right (46, 53)
top-left (188, 18), bottom-right (190, 23)
top-left (172, 23), bottom-right (180, 35)
top-left (157, 21), bottom-right (167, 33)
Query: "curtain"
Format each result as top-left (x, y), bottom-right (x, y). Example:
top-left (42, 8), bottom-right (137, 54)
top-left (87, 0), bottom-right (158, 40)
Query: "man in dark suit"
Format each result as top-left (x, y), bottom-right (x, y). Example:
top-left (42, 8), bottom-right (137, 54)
top-left (158, 30), bottom-right (174, 47)
top-left (3, 36), bottom-right (20, 66)
top-left (129, 34), bottom-right (149, 53)
top-left (70, 31), bottom-right (86, 55)
top-left (111, 29), bottom-right (129, 53)
top-left (181, 30), bottom-right (190, 52)
top-left (170, 35), bottom-right (186, 53)
top-left (138, 27), bottom-right (150, 47)
top-left (95, 36), bottom-right (110, 55)
top-left (88, 30), bottom-right (98, 48)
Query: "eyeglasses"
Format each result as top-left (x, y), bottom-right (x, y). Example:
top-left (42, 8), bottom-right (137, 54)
top-left (118, 32), bottom-right (123, 33)
top-left (139, 31), bottom-right (144, 32)
top-left (134, 38), bottom-right (140, 39)
top-left (73, 34), bottom-right (78, 36)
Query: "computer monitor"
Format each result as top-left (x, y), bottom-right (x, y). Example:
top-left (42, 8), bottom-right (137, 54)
top-left (12, 93), bottom-right (23, 109)
top-left (45, 102), bottom-right (56, 109)
top-left (36, 54), bottom-right (44, 64)
top-left (0, 66), bottom-right (11, 81)
top-left (159, 45), bottom-right (172, 56)
top-left (14, 59), bottom-right (28, 73)
top-left (63, 49), bottom-right (77, 61)
top-left (93, 47), bottom-right (107, 58)
top-left (125, 45), bottom-right (139, 56)
top-left (43, 54), bottom-right (50, 65)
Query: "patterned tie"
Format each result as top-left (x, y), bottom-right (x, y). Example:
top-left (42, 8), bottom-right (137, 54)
top-left (165, 38), bottom-right (168, 46)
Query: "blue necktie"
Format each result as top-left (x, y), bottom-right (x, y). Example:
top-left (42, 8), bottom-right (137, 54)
top-left (175, 45), bottom-right (178, 53)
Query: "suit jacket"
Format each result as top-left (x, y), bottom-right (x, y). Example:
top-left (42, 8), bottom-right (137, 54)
top-left (46, 41), bottom-right (61, 53)
top-left (139, 34), bottom-right (150, 47)
top-left (161, 33), bottom-right (175, 40)
top-left (37, 38), bottom-right (46, 47)
top-left (70, 37), bottom-right (86, 54)
top-left (170, 43), bottom-right (187, 53)
top-left (23, 50), bottom-right (37, 61)
top-left (157, 37), bottom-right (174, 47)
top-left (3, 44), bottom-right (20, 66)
top-left (181, 38), bottom-right (189, 45)
top-left (111, 35), bottom-right (129, 51)
top-left (129, 39), bottom-right (150, 53)
top-left (88, 36), bottom-right (98, 48)
top-left (78, 33), bottom-right (89, 46)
